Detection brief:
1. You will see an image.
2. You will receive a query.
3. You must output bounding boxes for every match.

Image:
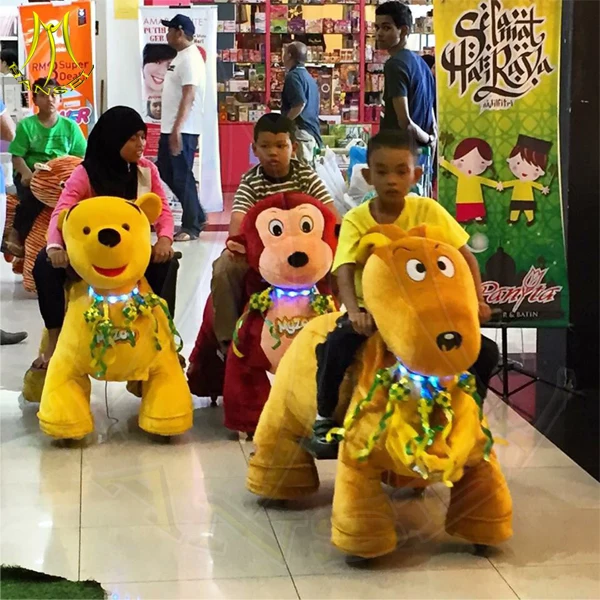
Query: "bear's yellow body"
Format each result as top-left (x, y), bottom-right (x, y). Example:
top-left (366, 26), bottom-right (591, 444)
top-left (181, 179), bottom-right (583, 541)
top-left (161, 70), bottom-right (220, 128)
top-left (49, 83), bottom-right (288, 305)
top-left (37, 194), bottom-right (193, 439)
top-left (247, 225), bottom-right (512, 558)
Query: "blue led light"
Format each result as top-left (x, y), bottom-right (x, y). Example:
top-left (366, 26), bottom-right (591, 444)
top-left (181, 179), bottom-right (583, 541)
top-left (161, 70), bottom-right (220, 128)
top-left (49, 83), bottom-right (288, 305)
top-left (88, 286), bottom-right (140, 304)
top-left (274, 286), bottom-right (314, 299)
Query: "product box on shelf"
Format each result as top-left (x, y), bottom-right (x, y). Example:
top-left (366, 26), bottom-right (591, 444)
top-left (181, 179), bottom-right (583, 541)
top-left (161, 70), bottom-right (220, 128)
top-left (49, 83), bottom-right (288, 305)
top-left (334, 20), bottom-right (351, 34)
top-left (323, 18), bottom-right (335, 34)
top-left (270, 6), bottom-right (288, 33)
top-left (306, 19), bottom-right (323, 34)
top-left (255, 13), bottom-right (266, 34)
top-left (249, 64), bottom-right (266, 91)
top-left (289, 18), bottom-right (306, 34)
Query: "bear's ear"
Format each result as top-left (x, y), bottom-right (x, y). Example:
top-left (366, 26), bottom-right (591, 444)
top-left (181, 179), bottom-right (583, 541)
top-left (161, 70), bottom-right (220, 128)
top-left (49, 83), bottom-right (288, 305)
top-left (135, 193), bottom-right (162, 224)
top-left (226, 234), bottom-right (246, 255)
top-left (57, 208), bottom-right (69, 232)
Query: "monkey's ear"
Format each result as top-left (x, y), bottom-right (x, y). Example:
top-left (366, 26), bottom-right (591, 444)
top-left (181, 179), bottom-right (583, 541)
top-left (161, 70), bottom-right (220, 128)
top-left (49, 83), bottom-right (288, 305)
top-left (226, 235), bottom-right (246, 255)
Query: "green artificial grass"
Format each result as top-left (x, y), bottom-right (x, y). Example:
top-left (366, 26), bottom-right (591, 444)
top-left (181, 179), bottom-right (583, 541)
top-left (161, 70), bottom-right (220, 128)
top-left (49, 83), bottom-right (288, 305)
top-left (0, 566), bottom-right (105, 599)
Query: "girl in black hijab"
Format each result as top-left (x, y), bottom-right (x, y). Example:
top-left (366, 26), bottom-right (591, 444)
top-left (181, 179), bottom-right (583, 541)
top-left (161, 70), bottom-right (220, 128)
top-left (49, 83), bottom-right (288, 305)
top-left (31, 106), bottom-right (176, 369)
top-left (82, 106), bottom-right (147, 200)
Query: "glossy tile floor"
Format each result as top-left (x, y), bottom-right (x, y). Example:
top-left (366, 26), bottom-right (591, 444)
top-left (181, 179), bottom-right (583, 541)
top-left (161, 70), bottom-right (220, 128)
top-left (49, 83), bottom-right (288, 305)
top-left (1, 234), bottom-right (599, 600)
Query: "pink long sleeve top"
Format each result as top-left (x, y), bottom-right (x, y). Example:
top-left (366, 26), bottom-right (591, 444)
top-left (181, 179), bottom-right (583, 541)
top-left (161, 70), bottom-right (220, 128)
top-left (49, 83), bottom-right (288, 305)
top-left (46, 157), bottom-right (174, 250)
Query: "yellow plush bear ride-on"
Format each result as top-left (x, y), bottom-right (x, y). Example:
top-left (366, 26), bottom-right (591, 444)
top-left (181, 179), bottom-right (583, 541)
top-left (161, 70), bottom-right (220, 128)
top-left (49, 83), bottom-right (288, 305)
top-left (246, 224), bottom-right (512, 559)
top-left (35, 194), bottom-right (193, 440)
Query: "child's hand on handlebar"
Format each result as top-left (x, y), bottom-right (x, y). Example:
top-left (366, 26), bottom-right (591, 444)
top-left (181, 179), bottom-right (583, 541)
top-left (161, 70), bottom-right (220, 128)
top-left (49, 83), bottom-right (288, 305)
top-left (348, 310), bottom-right (376, 337)
top-left (478, 301), bottom-right (492, 324)
top-left (48, 248), bottom-right (69, 269)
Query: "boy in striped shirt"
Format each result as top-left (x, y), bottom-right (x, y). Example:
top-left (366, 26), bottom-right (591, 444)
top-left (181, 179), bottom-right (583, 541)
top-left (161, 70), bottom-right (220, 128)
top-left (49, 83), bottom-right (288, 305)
top-left (211, 113), bottom-right (340, 350)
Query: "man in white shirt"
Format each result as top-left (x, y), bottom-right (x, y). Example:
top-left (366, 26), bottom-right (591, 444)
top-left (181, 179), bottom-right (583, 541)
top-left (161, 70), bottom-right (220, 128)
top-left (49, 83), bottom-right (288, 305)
top-left (158, 14), bottom-right (207, 241)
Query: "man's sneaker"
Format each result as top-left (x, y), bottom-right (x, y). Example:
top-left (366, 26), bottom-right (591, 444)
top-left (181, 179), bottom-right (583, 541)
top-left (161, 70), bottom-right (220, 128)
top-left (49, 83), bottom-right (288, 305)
top-left (300, 418), bottom-right (340, 460)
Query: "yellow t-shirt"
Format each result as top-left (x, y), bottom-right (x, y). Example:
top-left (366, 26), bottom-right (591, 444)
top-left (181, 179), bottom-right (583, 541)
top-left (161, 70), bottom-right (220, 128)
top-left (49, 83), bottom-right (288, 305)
top-left (503, 180), bottom-right (544, 201)
top-left (333, 196), bottom-right (470, 305)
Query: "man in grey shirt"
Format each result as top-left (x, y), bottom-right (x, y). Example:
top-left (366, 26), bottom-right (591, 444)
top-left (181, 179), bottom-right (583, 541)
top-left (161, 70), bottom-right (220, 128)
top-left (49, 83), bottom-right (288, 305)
top-left (281, 41), bottom-right (322, 165)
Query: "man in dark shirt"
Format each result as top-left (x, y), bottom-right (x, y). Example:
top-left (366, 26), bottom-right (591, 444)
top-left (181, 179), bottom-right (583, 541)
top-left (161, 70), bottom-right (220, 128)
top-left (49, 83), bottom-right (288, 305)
top-left (376, 1), bottom-right (436, 147)
top-left (282, 41), bottom-right (322, 165)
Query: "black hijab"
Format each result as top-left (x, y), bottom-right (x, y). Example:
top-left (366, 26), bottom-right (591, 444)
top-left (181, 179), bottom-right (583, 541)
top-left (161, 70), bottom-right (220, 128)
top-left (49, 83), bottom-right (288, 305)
top-left (82, 106), bottom-right (147, 199)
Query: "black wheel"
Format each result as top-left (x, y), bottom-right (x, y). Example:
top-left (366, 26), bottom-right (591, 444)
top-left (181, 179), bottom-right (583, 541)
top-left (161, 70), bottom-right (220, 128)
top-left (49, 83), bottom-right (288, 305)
top-left (210, 395), bottom-right (219, 407)
top-left (474, 544), bottom-right (489, 556)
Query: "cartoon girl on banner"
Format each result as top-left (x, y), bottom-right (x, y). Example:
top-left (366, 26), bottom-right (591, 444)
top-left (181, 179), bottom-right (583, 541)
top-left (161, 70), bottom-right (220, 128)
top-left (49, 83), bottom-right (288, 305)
top-left (500, 134), bottom-right (551, 227)
top-left (440, 138), bottom-right (500, 223)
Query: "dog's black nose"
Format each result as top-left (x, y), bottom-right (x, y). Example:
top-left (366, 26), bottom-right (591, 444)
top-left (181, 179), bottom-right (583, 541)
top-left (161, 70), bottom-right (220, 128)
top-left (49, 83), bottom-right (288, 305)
top-left (288, 251), bottom-right (309, 268)
top-left (98, 228), bottom-right (121, 248)
top-left (436, 331), bottom-right (463, 351)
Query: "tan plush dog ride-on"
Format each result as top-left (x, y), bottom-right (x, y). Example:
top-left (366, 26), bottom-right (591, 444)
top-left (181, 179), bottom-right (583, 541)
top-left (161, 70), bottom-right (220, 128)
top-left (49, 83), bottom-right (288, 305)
top-left (37, 194), bottom-right (193, 440)
top-left (247, 224), bottom-right (512, 559)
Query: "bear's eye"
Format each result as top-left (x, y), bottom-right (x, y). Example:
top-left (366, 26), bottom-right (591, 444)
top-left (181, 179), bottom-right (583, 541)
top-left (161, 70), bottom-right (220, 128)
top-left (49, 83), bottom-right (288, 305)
top-left (83, 227), bottom-right (91, 235)
top-left (122, 224), bottom-right (130, 231)
top-left (268, 219), bottom-right (284, 237)
top-left (437, 256), bottom-right (455, 278)
top-left (406, 259), bottom-right (426, 282)
top-left (300, 216), bottom-right (314, 233)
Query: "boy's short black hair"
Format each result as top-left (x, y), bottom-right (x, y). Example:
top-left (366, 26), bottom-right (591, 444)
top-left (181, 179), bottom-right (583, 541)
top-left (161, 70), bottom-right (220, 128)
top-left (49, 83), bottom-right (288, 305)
top-left (367, 130), bottom-right (420, 164)
top-left (31, 77), bottom-right (59, 98)
top-left (0, 49), bottom-right (18, 68)
top-left (375, 1), bottom-right (413, 29)
top-left (254, 113), bottom-right (297, 143)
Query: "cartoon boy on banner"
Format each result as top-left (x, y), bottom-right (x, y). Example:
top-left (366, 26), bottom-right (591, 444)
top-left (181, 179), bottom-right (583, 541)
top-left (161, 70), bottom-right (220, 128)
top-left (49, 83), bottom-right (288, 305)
top-left (500, 134), bottom-right (551, 226)
top-left (440, 137), bottom-right (500, 223)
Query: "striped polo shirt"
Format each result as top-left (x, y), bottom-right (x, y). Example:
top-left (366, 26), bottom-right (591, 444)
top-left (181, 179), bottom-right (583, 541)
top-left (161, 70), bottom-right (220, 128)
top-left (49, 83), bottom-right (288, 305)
top-left (232, 159), bottom-right (333, 214)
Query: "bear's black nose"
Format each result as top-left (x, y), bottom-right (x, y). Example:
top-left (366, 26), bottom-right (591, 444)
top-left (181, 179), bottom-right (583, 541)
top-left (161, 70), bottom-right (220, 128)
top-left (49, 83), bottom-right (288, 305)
top-left (98, 228), bottom-right (121, 248)
top-left (436, 331), bottom-right (463, 351)
top-left (288, 251), bottom-right (309, 268)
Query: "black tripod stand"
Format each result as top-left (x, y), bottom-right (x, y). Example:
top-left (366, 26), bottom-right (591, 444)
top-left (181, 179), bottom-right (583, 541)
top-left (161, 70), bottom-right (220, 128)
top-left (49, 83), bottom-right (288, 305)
top-left (486, 320), bottom-right (579, 402)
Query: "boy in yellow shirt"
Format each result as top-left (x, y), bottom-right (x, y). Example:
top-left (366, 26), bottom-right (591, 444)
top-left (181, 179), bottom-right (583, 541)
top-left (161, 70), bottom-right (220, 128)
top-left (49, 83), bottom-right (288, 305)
top-left (304, 130), bottom-right (499, 459)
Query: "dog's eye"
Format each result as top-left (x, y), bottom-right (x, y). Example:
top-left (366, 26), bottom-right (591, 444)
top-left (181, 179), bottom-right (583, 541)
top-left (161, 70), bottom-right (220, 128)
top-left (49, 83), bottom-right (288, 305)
top-left (406, 259), bottom-right (426, 282)
top-left (268, 219), bottom-right (284, 237)
top-left (122, 224), bottom-right (130, 231)
top-left (83, 227), bottom-right (91, 235)
top-left (437, 256), bottom-right (455, 278)
top-left (300, 216), bottom-right (314, 233)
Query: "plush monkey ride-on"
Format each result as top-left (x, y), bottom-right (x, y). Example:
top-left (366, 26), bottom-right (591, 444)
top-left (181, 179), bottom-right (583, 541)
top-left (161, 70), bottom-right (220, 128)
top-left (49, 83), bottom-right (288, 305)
top-left (37, 194), bottom-right (193, 440)
top-left (247, 224), bottom-right (512, 559)
top-left (187, 193), bottom-right (338, 435)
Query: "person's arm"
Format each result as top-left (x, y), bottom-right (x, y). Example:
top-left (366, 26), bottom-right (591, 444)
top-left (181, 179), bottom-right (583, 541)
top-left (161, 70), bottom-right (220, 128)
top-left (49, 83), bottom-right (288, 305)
top-left (148, 161), bottom-right (174, 241)
top-left (69, 122), bottom-right (87, 157)
top-left (501, 180), bottom-right (517, 189)
top-left (385, 59), bottom-right (431, 145)
top-left (478, 175), bottom-right (499, 188)
top-left (229, 173), bottom-right (256, 237)
top-left (147, 161), bottom-right (175, 262)
top-left (12, 156), bottom-right (33, 185)
top-left (0, 110), bottom-right (15, 142)
top-left (9, 121), bottom-right (33, 184)
top-left (392, 97), bottom-right (431, 145)
top-left (46, 165), bottom-right (91, 267)
top-left (459, 245), bottom-right (491, 323)
top-left (282, 72), bottom-right (306, 121)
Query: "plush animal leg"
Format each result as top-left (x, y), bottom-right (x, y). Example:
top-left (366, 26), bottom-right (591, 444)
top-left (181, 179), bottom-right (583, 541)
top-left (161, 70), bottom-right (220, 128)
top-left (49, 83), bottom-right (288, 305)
top-left (445, 452), bottom-right (513, 546)
top-left (38, 362), bottom-right (93, 439)
top-left (22, 329), bottom-right (49, 404)
top-left (138, 353), bottom-right (193, 436)
top-left (331, 456), bottom-right (396, 558)
top-left (247, 398), bottom-right (319, 500)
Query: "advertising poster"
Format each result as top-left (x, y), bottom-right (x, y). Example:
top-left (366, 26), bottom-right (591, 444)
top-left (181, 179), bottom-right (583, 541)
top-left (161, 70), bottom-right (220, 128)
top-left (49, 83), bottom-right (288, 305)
top-left (17, 1), bottom-right (96, 137)
top-left (434, 0), bottom-right (568, 326)
top-left (140, 6), bottom-right (223, 213)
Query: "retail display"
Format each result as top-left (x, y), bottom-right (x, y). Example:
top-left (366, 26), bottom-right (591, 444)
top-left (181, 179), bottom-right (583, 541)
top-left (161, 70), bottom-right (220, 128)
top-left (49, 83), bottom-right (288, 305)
top-left (247, 225), bottom-right (513, 558)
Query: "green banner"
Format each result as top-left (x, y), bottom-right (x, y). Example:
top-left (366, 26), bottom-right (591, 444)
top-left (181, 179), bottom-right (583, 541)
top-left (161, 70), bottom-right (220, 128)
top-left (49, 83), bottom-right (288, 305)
top-left (434, 0), bottom-right (568, 326)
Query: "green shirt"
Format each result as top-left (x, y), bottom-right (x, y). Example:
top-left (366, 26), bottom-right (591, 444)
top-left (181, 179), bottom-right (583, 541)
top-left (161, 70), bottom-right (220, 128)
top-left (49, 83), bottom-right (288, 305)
top-left (9, 115), bottom-right (87, 170)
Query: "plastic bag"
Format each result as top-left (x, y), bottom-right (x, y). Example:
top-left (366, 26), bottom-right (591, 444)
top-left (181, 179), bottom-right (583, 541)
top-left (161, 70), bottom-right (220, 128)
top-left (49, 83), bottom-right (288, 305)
top-left (315, 148), bottom-right (347, 214)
